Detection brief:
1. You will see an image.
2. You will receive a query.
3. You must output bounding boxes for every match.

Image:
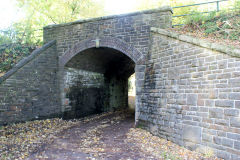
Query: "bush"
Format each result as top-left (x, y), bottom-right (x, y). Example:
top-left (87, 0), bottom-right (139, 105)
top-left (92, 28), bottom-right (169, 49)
top-left (185, 11), bottom-right (217, 26)
top-left (0, 42), bottom-right (37, 73)
top-left (172, 1), bottom-right (196, 26)
top-left (0, 26), bottom-right (40, 74)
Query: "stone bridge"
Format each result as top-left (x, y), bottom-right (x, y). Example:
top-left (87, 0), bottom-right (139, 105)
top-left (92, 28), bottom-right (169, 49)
top-left (1, 6), bottom-right (240, 159)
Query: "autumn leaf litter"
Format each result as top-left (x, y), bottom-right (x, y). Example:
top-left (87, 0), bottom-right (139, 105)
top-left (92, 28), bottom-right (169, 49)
top-left (0, 118), bottom-right (78, 159)
top-left (0, 112), bottom-right (220, 160)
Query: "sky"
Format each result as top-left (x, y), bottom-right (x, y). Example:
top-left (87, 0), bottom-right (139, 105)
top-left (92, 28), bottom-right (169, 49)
top-left (104, 0), bottom-right (139, 15)
top-left (0, 0), bottom-right (24, 29)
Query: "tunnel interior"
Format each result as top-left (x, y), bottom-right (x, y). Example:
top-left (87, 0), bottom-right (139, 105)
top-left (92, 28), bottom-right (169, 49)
top-left (62, 47), bottom-right (135, 119)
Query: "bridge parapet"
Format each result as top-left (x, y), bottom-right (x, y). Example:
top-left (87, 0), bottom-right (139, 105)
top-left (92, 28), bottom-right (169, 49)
top-left (43, 6), bottom-right (172, 59)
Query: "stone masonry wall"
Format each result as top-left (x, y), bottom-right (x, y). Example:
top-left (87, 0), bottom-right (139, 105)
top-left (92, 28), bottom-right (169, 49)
top-left (138, 29), bottom-right (240, 159)
top-left (63, 68), bottom-right (130, 118)
top-left (63, 68), bottom-right (105, 119)
top-left (108, 76), bottom-right (128, 111)
top-left (43, 7), bottom-right (172, 58)
top-left (0, 41), bottom-right (60, 125)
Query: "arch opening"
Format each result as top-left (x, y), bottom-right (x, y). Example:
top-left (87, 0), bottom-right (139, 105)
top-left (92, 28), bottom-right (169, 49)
top-left (62, 47), bottom-right (136, 119)
top-left (128, 73), bottom-right (136, 112)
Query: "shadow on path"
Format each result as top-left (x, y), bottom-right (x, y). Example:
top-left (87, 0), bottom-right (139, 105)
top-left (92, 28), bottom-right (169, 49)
top-left (27, 111), bottom-right (156, 160)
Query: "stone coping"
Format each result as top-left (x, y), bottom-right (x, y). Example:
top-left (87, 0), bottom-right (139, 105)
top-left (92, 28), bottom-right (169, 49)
top-left (44, 6), bottom-right (173, 29)
top-left (0, 40), bottom-right (56, 84)
top-left (150, 27), bottom-right (240, 58)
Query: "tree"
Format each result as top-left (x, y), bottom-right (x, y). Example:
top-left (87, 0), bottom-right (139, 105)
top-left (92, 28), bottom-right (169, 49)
top-left (10, 0), bottom-right (105, 44)
top-left (17, 0), bottom-right (105, 24)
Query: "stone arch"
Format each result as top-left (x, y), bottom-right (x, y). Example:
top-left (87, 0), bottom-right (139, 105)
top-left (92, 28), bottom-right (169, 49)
top-left (59, 36), bottom-right (144, 120)
top-left (59, 36), bottom-right (144, 68)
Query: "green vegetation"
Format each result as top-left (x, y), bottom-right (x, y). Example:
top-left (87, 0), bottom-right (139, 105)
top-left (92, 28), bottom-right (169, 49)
top-left (161, 151), bottom-right (180, 160)
top-left (172, 1), bottom-right (195, 26)
top-left (136, 124), bottom-right (145, 129)
top-left (0, 42), bottom-right (36, 74)
top-left (15, 0), bottom-right (104, 44)
top-left (183, 0), bottom-right (240, 42)
top-left (0, 27), bottom-right (39, 74)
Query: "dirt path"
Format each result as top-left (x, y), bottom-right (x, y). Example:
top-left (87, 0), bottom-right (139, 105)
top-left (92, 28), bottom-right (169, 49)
top-left (24, 111), bottom-right (219, 160)
top-left (27, 112), bottom-right (156, 160)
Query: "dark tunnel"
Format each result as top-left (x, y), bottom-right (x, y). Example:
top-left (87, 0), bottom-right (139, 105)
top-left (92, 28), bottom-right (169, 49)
top-left (62, 47), bottom-right (135, 119)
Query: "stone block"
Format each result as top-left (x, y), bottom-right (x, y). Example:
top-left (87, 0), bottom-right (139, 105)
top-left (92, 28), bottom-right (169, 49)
top-left (213, 136), bottom-right (222, 145)
top-left (222, 138), bottom-right (233, 148)
top-left (217, 131), bottom-right (226, 137)
top-left (183, 125), bottom-right (202, 143)
top-left (150, 124), bottom-right (158, 135)
top-left (135, 65), bottom-right (146, 72)
top-left (219, 93), bottom-right (228, 99)
top-left (208, 74), bottom-right (216, 80)
top-left (202, 133), bottom-right (212, 142)
top-left (192, 72), bottom-right (203, 78)
top-left (158, 99), bottom-right (167, 108)
top-left (168, 68), bottom-right (179, 80)
top-left (229, 93), bottom-right (240, 100)
top-left (230, 118), bottom-right (240, 128)
top-left (224, 109), bottom-right (239, 117)
top-left (187, 94), bottom-right (197, 106)
top-left (234, 141), bottom-right (240, 150)
top-left (136, 72), bottom-right (145, 80)
top-left (136, 79), bottom-right (144, 87)
top-left (208, 90), bottom-right (218, 99)
top-left (180, 73), bottom-right (191, 79)
top-left (231, 154), bottom-right (240, 160)
top-left (232, 71), bottom-right (240, 78)
top-left (215, 100), bottom-right (234, 108)
top-left (216, 150), bottom-right (231, 160)
top-left (217, 73), bottom-right (231, 79)
top-left (205, 100), bottom-right (214, 107)
top-left (215, 119), bottom-right (228, 125)
top-left (197, 98), bottom-right (204, 106)
top-left (209, 108), bottom-right (224, 119)
top-left (235, 101), bottom-right (240, 109)
top-left (184, 141), bottom-right (199, 151)
top-left (218, 60), bottom-right (228, 69)
top-left (227, 133), bottom-right (240, 140)
top-left (229, 78), bottom-right (240, 86)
